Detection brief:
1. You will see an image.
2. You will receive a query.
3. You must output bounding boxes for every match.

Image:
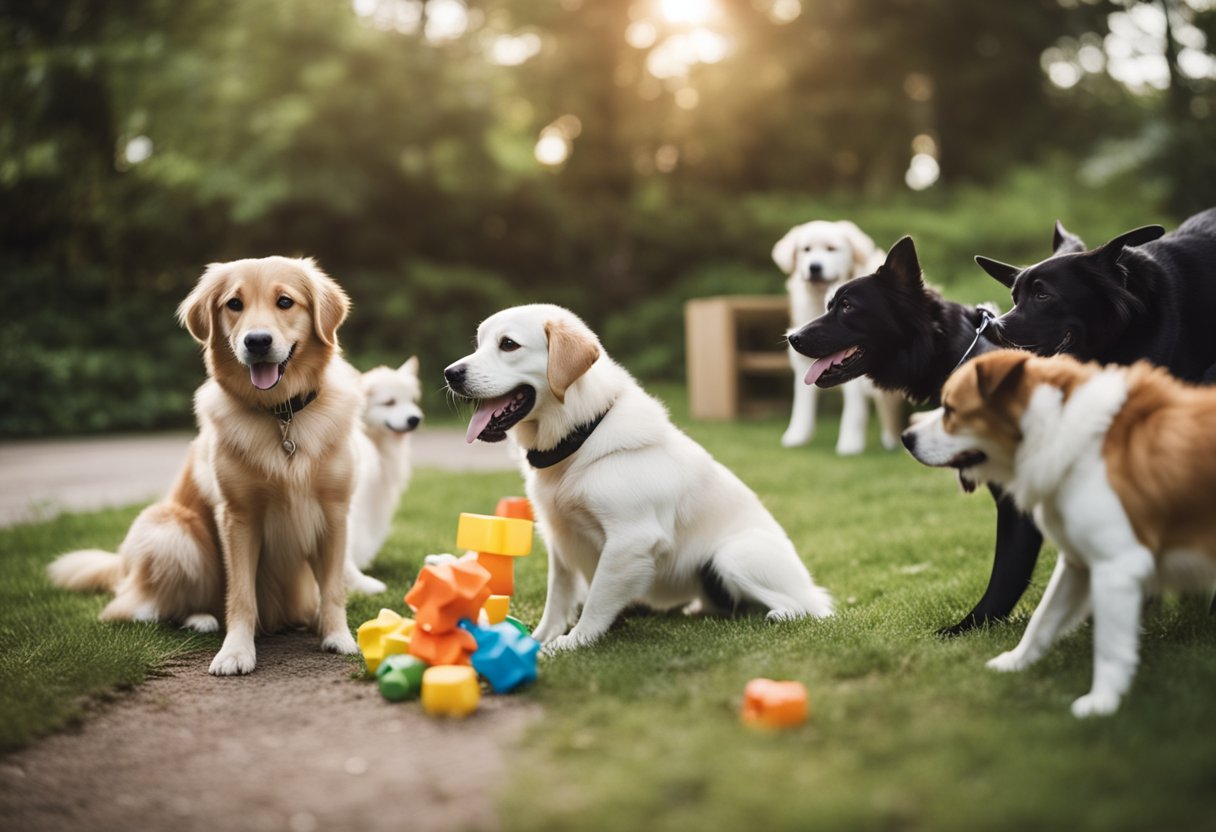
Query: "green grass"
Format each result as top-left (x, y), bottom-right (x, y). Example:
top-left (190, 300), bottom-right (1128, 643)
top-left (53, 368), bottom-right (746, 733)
top-left (3, 391), bottom-right (1215, 829)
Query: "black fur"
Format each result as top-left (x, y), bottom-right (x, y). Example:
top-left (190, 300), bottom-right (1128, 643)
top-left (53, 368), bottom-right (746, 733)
top-left (977, 208), bottom-right (1216, 381)
top-left (788, 235), bottom-right (1064, 635)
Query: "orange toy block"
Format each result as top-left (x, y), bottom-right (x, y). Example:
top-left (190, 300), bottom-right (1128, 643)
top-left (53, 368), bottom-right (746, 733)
top-left (409, 626), bottom-right (477, 666)
top-left (495, 496), bottom-right (534, 521)
top-left (456, 513), bottom-right (532, 557)
top-left (477, 552), bottom-right (515, 596)
top-left (483, 594), bottom-right (510, 624)
top-left (405, 559), bottom-right (492, 634)
top-left (741, 679), bottom-right (809, 729)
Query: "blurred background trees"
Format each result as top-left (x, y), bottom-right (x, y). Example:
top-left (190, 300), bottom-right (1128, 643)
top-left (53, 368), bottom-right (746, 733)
top-left (2, 0), bottom-right (1213, 435)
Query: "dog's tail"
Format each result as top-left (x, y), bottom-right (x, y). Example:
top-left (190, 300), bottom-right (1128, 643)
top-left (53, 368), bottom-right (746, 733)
top-left (47, 549), bottom-right (123, 593)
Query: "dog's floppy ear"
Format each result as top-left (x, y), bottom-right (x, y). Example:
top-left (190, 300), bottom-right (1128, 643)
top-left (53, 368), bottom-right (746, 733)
top-left (544, 319), bottom-right (600, 403)
top-left (300, 258), bottom-right (350, 348)
top-left (1096, 225), bottom-right (1165, 264)
top-left (974, 255), bottom-right (1020, 288)
top-left (399, 355), bottom-right (419, 376)
top-left (1052, 220), bottom-right (1086, 255)
top-left (176, 263), bottom-right (228, 344)
top-left (879, 236), bottom-right (923, 286)
top-left (835, 220), bottom-right (877, 271)
top-left (973, 350), bottom-right (1028, 400)
top-left (771, 226), bottom-right (801, 274)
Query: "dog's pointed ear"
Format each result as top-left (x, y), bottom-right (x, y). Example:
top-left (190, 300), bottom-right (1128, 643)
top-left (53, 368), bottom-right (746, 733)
top-left (771, 226), bottom-right (800, 275)
top-left (177, 263), bottom-right (227, 344)
top-left (1096, 225), bottom-right (1165, 264)
top-left (878, 236), bottom-right (923, 286)
top-left (399, 355), bottom-right (419, 376)
top-left (545, 319), bottom-right (600, 403)
top-left (974, 255), bottom-right (1020, 288)
top-left (301, 258), bottom-right (350, 348)
top-left (1052, 220), bottom-right (1086, 255)
top-left (973, 350), bottom-right (1028, 400)
top-left (835, 220), bottom-right (877, 270)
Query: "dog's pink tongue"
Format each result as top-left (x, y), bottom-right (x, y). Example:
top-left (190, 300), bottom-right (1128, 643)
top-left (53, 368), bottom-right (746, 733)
top-left (250, 362), bottom-right (280, 391)
top-left (804, 349), bottom-right (851, 386)
top-left (465, 394), bottom-right (513, 444)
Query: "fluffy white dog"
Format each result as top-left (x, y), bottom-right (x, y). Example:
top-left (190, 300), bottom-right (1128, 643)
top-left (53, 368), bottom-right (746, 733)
top-left (344, 357), bottom-right (423, 595)
top-left (772, 220), bottom-right (903, 453)
top-left (445, 304), bottom-right (834, 652)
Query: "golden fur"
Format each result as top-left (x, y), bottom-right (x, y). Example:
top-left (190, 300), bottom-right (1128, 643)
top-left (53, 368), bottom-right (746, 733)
top-left (49, 256), bottom-right (361, 675)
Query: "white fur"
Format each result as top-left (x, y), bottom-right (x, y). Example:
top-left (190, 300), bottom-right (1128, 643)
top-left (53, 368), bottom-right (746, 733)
top-left (344, 357), bottom-right (422, 594)
top-left (773, 221), bottom-right (903, 453)
top-left (447, 304), bottom-right (834, 652)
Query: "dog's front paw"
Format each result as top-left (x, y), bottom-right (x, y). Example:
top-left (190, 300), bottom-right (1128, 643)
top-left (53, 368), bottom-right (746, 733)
top-left (542, 631), bottom-right (598, 655)
top-left (321, 630), bottom-right (359, 655)
top-left (880, 432), bottom-right (899, 451)
top-left (781, 428), bottom-right (811, 448)
top-left (835, 435), bottom-right (865, 456)
top-left (209, 641), bottom-right (256, 676)
top-left (348, 573), bottom-right (388, 595)
top-left (182, 613), bottom-right (219, 633)
top-left (1071, 690), bottom-right (1121, 718)
top-left (986, 650), bottom-right (1032, 673)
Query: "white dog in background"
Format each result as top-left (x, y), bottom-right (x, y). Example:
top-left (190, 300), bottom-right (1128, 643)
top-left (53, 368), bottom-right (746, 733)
top-left (772, 220), bottom-right (903, 453)
top-left (445, 304), bottom-right (834, 652)
top-left (344, 357), bottom-right (423, 595)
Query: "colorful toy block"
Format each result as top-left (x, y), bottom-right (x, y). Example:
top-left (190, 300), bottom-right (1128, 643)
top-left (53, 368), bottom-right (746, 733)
top-left (495, 496), bottom-right (534, 521)
top-left (405, 559), bottom-right (492, 634)
top-left (357, 608), bottom-right (416, 673)
top-left (409, 625), bottom-right (478, 666)
top-left (456, 513), bottom-right (533, 557)
top-left (503, 615), bottom-right (531, 637)
top-left (421, 665), bottom-right (480, 718)
top-left (477, 552), bottom-right (515, 596)
top-left (483, 595), bottom-right (510, 625)
top-left (461, 621), bottom-right (540, 694)
top-left (741, 679), bottom-right (809, 729)
top-left (376, 655), bottom-right (427, 702)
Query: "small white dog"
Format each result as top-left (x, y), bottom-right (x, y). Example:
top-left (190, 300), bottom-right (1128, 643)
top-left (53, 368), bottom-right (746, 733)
top-left (772, 220), bottom-right (903, 453)
top-left (344, 357), bottom-right (423, 595)
top-left (445, 304), bottom-right (834, 652)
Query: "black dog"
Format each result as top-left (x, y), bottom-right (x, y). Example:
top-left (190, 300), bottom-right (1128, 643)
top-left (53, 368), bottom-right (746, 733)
top-left (788, 236), bottom-right (1053, 635)
top-left (977, 208), bottom-right (1216, 381)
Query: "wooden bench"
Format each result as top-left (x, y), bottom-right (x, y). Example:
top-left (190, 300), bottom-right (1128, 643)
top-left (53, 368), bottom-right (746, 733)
top-left (684, 295), bottom-right (792, 420)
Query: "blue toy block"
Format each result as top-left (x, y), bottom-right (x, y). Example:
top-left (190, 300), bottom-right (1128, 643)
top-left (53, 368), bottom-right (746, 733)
top-left (458, 619), bottom-right (540, 693)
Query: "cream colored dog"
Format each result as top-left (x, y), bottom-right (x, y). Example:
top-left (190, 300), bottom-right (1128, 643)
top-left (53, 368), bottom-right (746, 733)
top-left (49, 257), bottom-right (360, 675)
top-left (772, 220), bottom-right (903, 453)
top-left (445, 304), bottom-right (834, 652)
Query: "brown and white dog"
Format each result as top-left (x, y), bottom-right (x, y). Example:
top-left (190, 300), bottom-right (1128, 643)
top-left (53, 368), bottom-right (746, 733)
top-left (48, 257), bottom-right (361, 675)
top-left (903, 349), bottom-right (1216, 716)
top-left (772, 220), bottom-right (903, 453)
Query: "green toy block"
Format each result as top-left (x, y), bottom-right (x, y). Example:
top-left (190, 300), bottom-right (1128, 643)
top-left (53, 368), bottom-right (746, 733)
top-left (376, 655), bottom-right (427, 702)
top-left (503, 615), bottom-right (531, 637)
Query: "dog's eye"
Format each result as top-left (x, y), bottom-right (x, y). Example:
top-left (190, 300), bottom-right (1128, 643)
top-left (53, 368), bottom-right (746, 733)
top-left (499, 337), bottom-right (521, 352)
top-left (802, 246), bottom-right (810, 252)
top-left (838, 297), bottom-right (852, 311)
top-left (1035, 292), bottom-right (1049, 302)
top-left (226, 298), bottom-right (243, 312)
top-left (277, 296), bottom-right (294, 310)
top-left (383, 399), bottom-right (396, 407)
top-left (942, 403), bottom-right (954, 417)
top-left (826, 245), bottom-right (837, 252)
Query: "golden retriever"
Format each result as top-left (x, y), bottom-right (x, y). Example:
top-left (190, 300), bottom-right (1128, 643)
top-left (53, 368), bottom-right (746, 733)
top-left (903, 350), bottom-right (1216, 716)
top-left (49, 256), bottom-right (361, 675)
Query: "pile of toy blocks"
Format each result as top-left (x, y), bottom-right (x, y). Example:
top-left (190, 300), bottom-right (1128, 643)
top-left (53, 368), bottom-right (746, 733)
top-left (356, 497), bottom-right (541, 718)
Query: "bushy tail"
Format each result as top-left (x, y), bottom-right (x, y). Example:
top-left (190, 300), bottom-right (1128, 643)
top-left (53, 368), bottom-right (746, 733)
top-left (47, 549), bottom-right (123, 593)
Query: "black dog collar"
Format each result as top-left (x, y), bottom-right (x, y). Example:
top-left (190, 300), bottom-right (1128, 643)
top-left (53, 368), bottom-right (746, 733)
top-left (952, 308), bottom-right (997, 371)
top-left (270, 390), bottom-right (318, 423)
top-left (527, 410), bottom-right (609, 469)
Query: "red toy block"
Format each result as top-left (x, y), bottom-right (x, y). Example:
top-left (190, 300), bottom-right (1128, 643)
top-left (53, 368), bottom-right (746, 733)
top-left (405, 559), bottom-right (493, 634)
top-left (477, 552), bottom-right (515, 596)
top-left (741, 679), bottom-right (809, 729)
top-left (409, 626), bottom-right (477, 666)
top-left (495, 496), bottom-right (534, 521)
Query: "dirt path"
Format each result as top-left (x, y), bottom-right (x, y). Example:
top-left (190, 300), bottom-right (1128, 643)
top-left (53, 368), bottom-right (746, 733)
top-left (0, 634), bottom-right (539, 832)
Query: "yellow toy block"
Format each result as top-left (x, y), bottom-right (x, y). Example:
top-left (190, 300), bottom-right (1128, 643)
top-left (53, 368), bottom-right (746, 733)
top-left (456, 513), bottom-right (533, 557)
top-left (357, 608), bottom-right (403, 673)
top-left (483, 595), bottom-right (510, 624)
top-left (381, 619), bottom-right (416, 660)
top-left (421, 665), bottom-right (480, 718)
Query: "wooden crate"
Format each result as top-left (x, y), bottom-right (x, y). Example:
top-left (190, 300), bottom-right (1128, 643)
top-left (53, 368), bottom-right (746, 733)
top-left (684, 295), bottom-right (792, 420)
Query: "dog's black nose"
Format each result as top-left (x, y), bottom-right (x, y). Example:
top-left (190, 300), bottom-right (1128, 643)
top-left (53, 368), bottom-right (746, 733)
top-left (901, 430), bottom-right (917, 453)
top-left (809, 263), bottom-right (823, 276)
top-left (407, 415), bottom-right (421, 428)
top-left (788, 331), bottom-right (802, 351)
top-left (444, 365), bottom-right (467, 387)
top-left (244, 331), bottom-right (273, 356)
